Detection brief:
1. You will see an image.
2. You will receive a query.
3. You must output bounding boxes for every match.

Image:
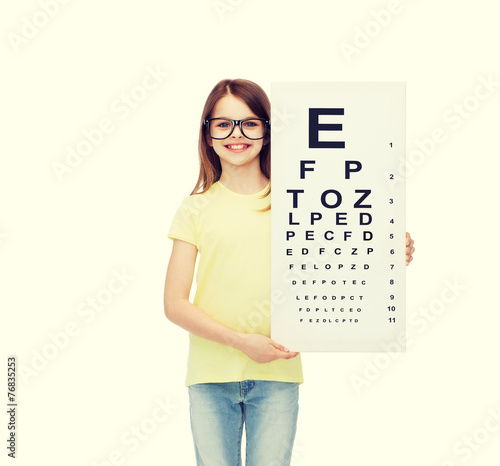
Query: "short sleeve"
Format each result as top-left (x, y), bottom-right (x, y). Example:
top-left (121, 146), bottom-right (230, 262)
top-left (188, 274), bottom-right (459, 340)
top-left (168, 197), bottom-right (198, 246)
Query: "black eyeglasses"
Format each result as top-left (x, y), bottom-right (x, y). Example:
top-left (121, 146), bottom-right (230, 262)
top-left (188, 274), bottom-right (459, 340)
top-left (204, 118), bottom-right (270, 140)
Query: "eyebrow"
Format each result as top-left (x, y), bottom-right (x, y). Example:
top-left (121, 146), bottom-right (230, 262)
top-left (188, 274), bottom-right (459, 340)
top-left (211, 115), bottom-right (259, 119)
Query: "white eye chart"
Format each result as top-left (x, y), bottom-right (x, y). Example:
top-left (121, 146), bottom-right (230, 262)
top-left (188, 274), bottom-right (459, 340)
top-left (270, 82), bottom-right (406, 352)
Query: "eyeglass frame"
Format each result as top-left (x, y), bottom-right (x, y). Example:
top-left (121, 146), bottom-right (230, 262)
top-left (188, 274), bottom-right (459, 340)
top-left (204, 117), bottom-right (270, 140)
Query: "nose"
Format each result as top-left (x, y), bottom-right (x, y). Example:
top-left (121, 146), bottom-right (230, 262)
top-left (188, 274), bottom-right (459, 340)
top-left (231, 122), bottom-right (243, 138)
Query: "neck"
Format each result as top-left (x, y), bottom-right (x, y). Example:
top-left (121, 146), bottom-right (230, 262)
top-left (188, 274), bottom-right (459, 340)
top-left (219, 164), bottom-right (269, 195)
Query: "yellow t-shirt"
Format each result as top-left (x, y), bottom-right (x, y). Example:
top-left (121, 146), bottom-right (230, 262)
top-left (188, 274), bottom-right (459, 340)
top-left (168, 180), bottom-right (304, 387)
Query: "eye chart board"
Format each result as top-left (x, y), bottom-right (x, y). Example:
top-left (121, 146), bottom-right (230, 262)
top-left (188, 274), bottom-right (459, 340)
top-left (270, 82), bottom-right (406, 352)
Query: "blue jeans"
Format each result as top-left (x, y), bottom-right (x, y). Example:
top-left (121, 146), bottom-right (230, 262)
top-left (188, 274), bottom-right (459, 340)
top-left (188, 380), bottom-right (299, 466)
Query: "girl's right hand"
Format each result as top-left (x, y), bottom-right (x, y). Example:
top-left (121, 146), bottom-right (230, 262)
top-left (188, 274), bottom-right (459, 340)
top-left (235, 333), bottom-right (299, 364)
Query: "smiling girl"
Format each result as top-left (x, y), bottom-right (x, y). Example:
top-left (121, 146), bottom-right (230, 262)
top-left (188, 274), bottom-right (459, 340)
top-left (164, 78), bottom-right (415, 465)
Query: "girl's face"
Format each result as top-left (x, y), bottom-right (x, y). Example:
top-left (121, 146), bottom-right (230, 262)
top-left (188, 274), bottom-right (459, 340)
top-left (208, 93), bottom-right (266, 173)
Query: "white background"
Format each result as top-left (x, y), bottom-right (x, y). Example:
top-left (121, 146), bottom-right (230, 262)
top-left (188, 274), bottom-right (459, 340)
top-left (1, 1), bottom-right (499, 465)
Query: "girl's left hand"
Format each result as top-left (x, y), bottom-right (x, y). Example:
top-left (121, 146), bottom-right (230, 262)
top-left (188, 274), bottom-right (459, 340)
top-left (406, 232), bottom-right (415, 266)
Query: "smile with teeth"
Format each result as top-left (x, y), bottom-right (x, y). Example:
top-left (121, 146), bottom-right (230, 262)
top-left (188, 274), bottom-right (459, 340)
top-left (225, 144), bottom-right (250, 150)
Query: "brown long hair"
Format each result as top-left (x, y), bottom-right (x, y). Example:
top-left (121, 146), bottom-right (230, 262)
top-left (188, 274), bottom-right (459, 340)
top-left (190, 79), bottom-right (271, 211)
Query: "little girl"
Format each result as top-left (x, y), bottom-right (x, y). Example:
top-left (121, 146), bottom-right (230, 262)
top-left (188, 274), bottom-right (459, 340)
top-left (164, 78), bottom-right (415, 465)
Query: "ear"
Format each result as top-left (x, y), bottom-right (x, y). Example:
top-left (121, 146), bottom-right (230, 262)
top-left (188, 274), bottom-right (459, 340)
top-left (263, 123), bottom-right (270, 145)
top-left (203, 119), bottom-right (213, 147)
